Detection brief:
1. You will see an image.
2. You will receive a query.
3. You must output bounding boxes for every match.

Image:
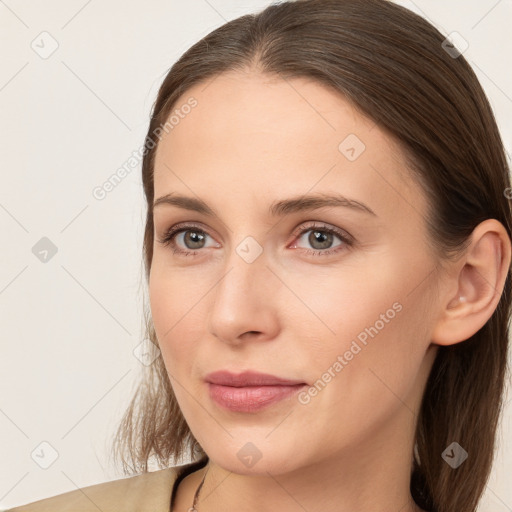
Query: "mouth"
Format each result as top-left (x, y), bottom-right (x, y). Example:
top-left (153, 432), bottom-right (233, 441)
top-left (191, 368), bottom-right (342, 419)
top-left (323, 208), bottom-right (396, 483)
top-left (204, 370), bottom-right (307, 413)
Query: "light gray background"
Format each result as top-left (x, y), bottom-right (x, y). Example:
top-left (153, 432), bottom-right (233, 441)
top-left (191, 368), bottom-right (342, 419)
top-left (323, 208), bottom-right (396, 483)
top-left (0, 0), bottom-right (511, 510)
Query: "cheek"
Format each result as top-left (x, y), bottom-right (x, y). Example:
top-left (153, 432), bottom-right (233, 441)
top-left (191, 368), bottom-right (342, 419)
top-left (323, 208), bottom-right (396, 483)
top-left (148, 263), bottom-right (204, 374)
top-left (297, 302), bottom-right (428, 456)
top-left (298, 251), bottom-right (434, 414)
top-left (284, 255), bottom-right (405, 352)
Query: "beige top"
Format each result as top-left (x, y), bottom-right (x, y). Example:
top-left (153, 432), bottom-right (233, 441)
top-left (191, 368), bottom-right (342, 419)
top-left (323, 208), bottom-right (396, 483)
top-left (5, 460), bottom-right (202, 512)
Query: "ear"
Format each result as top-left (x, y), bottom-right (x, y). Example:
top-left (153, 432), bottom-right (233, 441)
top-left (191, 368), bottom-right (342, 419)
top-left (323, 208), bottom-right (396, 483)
top-left (431, 219), bottom-right (511, 346)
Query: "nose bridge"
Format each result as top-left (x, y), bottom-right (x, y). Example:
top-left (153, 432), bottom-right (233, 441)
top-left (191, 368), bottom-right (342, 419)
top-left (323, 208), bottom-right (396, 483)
top-left (215, 234), bottom-right (268, 308)
top-left (207, 233), bottom-right (276, 341)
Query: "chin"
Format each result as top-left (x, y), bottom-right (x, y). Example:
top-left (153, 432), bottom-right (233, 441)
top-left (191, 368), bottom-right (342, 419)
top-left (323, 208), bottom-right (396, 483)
top-left (204, 441), bottom-right (309, 476)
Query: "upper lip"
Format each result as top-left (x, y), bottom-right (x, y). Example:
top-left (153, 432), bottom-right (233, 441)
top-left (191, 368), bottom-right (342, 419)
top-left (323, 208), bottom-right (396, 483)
top-left (205, 370), bottom-right (306, 387)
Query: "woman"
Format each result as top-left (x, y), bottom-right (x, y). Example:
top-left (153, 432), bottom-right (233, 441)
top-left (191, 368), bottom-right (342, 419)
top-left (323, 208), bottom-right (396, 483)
top-left (8, 0), bottom-right (511, 511)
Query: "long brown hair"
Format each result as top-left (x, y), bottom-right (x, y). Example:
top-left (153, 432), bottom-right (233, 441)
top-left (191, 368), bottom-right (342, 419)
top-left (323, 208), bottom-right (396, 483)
top-left (111, 1), bottom-right (512, 511)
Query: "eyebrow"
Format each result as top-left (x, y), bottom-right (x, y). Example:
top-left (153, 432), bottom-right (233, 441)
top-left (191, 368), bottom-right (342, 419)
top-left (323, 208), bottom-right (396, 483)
top-left (153, 192), bottom-right (377, 218)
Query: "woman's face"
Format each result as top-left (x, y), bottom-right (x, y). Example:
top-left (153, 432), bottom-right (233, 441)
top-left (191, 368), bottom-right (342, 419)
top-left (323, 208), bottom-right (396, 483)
top-left (149, 70), bottom-right (441, 474)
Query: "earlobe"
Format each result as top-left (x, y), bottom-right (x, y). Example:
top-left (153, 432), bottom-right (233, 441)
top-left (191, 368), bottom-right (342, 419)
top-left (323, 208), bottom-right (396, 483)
top-left (431, 219), bottom-right (511, 346)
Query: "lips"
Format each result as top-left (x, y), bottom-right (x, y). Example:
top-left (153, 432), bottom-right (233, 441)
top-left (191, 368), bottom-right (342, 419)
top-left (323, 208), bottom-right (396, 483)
top-left (204, 370), bottom-right (306, 387)
top-left (204, 370), bottom-right (307, 413)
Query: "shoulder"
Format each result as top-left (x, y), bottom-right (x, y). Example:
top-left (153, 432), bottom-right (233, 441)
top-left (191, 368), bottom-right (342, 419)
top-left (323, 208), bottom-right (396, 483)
top-left (5, 463), bottom-right (194, 512)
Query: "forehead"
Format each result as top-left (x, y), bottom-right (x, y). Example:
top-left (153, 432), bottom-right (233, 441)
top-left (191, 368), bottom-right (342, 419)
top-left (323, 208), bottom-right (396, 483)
top-left (153, 70), bottom-right (426, 223)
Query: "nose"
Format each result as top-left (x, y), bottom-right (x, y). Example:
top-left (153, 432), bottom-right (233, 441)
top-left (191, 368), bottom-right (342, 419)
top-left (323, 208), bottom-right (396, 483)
top-left (207, 241), bottom-right (280, 346)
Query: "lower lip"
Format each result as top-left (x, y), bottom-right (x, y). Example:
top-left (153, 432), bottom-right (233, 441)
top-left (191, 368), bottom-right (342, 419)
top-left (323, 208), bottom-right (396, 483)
top-left (207, 383), bottom-right (307, 412)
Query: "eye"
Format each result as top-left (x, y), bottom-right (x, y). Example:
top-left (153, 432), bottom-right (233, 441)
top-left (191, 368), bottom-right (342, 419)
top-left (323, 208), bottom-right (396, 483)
top-left (156, 222), bottom-right (218, 256)
top-left (156, 221), bottom-right (354, 258)
top-left (290, 222), bottom-right (354, 256)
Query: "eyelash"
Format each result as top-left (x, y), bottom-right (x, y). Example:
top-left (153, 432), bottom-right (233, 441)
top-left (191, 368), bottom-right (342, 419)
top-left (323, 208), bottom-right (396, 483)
top-left (156, 221), bottom-right (354, 258)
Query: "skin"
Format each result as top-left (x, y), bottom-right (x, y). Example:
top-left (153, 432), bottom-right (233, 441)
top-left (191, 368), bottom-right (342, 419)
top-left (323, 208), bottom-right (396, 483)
top-left (149, 69), bottom-right (511, 512)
